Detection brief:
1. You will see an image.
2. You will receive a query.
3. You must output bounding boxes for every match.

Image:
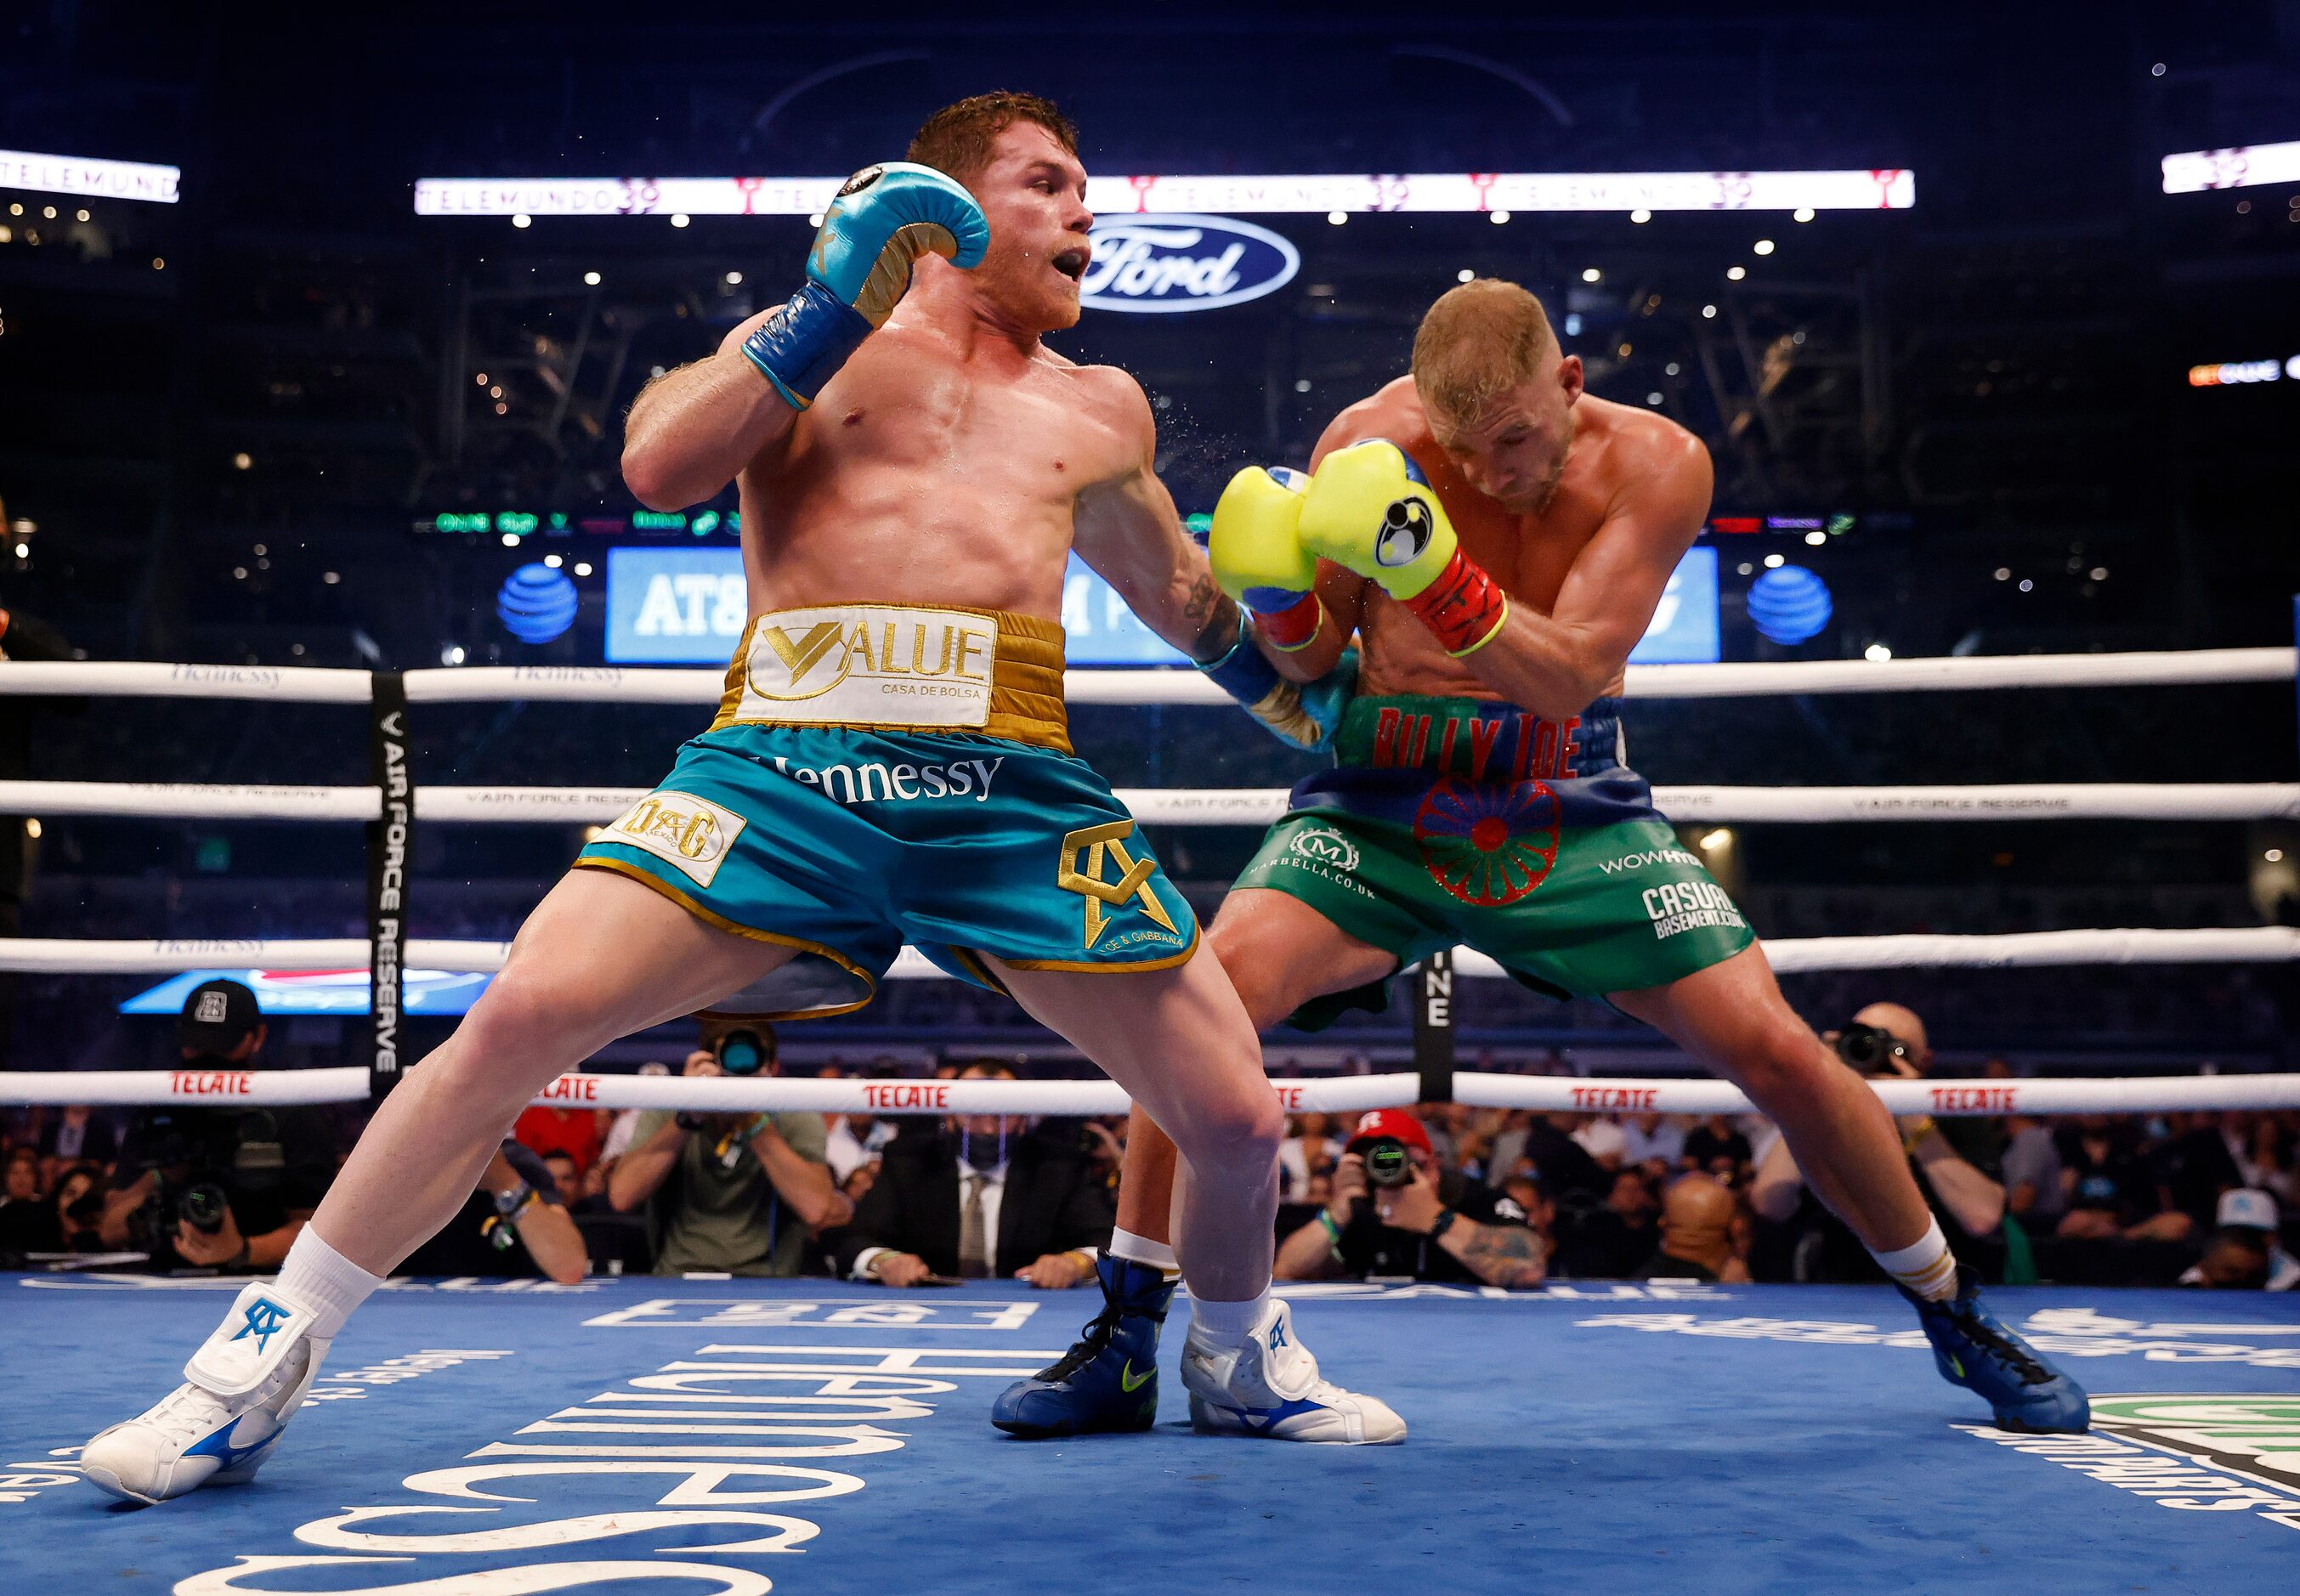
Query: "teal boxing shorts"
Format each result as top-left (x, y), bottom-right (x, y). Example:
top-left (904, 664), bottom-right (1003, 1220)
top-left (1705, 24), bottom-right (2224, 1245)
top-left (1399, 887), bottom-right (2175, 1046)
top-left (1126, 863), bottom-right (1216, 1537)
top-left (573, 605), bottom-right (1198, 1018)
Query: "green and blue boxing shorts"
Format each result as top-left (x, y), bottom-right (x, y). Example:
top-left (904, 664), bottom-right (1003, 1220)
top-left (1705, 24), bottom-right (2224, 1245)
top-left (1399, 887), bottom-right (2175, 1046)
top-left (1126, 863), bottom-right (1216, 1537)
top-left (575, 604), bottom-right (1197, 1017)
top-left (1234, 693), bottom-right (1753, 1027)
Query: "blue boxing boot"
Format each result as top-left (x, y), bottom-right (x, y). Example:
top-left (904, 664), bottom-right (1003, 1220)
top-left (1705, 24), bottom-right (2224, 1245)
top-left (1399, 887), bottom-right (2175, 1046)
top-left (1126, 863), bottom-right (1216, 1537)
top-left (1899, 1265), bottom-right (2090, 1434)
top-left (991, 1256), bottom-right (1173, 1438)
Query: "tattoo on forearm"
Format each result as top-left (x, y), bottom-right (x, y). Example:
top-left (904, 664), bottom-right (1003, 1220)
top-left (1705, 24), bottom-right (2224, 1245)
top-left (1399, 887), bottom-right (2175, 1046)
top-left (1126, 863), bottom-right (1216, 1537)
top-left (1181, 576), bottom-right (1238, 659)
top-left (1452, 1222), bottom-right (1549, 1288)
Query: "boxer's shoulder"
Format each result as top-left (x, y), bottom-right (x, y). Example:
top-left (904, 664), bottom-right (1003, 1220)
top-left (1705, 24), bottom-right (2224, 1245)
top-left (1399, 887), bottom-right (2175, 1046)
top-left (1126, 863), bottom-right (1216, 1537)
top-left (1574, 395), bottom-right (1711, 504)
top-left (1041, 359), bottom-right (1161, 475)
top-left (1315, 377), bottom-right (1431, 465)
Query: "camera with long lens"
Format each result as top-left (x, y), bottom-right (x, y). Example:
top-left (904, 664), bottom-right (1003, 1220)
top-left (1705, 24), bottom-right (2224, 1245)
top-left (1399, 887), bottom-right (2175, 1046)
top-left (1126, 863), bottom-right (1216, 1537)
top-left (714, 1027), bottom-right (768, 1077)
top-left (1358, 1135), bottom-right (1416, 1190)
top-left (127, 1100), bottom-right (286, 1260)
top-left (1833, 1021), bottom-right (1912, 1078)
top-left (176, 1181), bottom-right (231, 1236)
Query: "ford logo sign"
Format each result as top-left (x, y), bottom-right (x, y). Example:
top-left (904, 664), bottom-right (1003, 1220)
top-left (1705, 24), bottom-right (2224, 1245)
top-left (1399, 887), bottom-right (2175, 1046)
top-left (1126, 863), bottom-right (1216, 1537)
top-left (1079, 213), bottom-right (1300, 314)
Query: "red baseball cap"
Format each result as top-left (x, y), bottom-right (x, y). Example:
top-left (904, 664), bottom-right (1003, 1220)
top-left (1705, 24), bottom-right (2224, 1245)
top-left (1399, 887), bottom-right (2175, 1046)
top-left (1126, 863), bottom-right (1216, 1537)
top-left (1345, 1108), bottom-right (1432, 1156)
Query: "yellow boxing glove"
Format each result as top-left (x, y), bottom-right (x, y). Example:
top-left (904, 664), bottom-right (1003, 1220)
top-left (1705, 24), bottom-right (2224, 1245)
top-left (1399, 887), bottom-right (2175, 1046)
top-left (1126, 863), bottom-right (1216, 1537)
top-left (1208, 465), bottom-right (1324, 651)
top-left (1299, 439), bottom-right (1509, 657)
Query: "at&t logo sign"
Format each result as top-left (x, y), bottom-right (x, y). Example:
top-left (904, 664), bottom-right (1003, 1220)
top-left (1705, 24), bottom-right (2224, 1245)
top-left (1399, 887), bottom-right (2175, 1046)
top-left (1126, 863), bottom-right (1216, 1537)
top-left (1079, 214), bottom-right (1300, 314)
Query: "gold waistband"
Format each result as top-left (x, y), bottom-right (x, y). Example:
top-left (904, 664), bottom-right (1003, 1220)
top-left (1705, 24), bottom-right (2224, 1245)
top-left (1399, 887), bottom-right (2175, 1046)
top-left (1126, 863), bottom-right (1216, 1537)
top-left (711, 603), bottom-right (1070, 754)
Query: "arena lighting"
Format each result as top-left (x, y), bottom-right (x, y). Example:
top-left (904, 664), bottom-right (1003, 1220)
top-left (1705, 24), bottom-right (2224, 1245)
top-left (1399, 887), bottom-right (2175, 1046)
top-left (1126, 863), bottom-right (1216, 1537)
top-left (1697, 829), bottom-right (1732, 851)
top-left (2187, 358), bottom-right (2291, 386)
top-left (414, 168), bottom-right (1915, 218)
top-left (0, 147), bottom-right (178, 203)
top-left (2161, 138), bottom-right (2300, 192)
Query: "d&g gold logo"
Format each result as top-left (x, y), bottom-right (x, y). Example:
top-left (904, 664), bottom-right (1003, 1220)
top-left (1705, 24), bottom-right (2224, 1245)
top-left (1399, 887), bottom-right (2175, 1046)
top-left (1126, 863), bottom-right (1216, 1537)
top-left (1057, 819), bottom-right (1181, 949)
top-left (620, 795), bottom-right (724, 860)
top-left (598, 790), bottom-right (746, 888)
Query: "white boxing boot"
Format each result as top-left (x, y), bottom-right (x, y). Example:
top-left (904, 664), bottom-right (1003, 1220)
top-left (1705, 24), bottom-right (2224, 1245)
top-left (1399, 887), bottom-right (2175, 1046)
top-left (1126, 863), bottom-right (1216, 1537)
top-left (81, 1281), bottom-right (331, 1504)
top-left (1181, 1296), bottom-right (1405, 1445)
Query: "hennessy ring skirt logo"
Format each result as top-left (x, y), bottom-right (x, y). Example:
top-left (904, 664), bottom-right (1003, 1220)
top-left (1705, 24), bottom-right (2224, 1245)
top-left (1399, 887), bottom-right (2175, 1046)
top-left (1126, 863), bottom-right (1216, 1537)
top-left (734, 604), bottom-right (996, 727)
top-left (1057, 819), bottom-right (1180, 949)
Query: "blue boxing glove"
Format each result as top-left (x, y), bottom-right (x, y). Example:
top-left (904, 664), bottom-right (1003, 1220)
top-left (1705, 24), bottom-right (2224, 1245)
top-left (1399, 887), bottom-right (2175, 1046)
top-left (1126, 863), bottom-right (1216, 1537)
top-left (742, 161), bottom-right (990, 410)
top-left (1197, 622), bottom-right (1359, 753)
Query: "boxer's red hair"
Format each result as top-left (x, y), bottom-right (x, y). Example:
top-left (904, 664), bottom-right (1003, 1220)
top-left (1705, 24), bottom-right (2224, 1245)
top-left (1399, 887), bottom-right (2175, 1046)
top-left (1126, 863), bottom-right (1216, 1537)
top-left (909, 92), bottom-right (1079, 187)
top-left (1413, 279), bottom-right (1561, 424)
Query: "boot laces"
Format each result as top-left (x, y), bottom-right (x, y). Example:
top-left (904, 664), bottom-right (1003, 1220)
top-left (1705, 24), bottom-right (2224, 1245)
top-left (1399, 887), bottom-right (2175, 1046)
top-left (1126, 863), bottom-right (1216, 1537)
top-left (1946, 1303), bottom-right (2054, 1386)
top-left (136, 1384), bottom-right (235, 1447)
top-left (1034, 1297), bottom-right (1128, 1384)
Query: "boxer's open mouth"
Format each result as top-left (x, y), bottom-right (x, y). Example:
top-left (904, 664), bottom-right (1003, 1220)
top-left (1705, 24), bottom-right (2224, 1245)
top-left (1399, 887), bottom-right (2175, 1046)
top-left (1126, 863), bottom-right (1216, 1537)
top-left (1051, 247), bottom-right (1089, 282)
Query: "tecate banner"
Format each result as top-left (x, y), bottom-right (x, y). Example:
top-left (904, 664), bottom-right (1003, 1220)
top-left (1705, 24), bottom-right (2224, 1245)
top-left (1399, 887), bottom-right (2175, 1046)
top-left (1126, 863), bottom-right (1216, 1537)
top-left (1079, 214), bottom-right (1300, 314)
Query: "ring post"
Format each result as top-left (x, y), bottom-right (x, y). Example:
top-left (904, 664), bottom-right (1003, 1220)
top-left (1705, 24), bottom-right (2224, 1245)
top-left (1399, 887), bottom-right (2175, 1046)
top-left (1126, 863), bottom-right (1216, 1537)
top-left (366, 672), bottom-right (412, 1101)
top-left (1413, 948), bottom-right (1456, 1105)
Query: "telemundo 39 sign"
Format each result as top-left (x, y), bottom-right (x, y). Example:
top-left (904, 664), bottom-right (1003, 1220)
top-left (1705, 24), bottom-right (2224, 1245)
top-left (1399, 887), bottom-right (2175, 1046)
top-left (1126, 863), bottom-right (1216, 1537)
top-left (1079, 214), bottom-right (1300, 314)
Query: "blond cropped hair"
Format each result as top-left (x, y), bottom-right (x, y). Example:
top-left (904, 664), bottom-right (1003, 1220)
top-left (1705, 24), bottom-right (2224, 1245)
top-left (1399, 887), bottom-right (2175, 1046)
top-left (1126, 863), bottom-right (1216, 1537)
top-left (1411, 278), bottom-right (1561, 423)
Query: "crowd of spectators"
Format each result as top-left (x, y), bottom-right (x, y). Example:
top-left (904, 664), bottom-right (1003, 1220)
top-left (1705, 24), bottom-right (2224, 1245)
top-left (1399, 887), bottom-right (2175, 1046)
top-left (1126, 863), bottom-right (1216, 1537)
top-left (3, 982), bottom-right (2295, 1291)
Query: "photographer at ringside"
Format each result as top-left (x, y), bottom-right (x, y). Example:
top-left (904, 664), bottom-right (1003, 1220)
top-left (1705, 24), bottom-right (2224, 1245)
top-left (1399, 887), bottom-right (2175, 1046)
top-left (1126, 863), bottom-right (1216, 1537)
top-left (1275, 1109), bottom-right (1548, 1288)
top-left (396, 1139), bottom-right (590, 1284)
top-left (99, 980), bottom-right (335, 1271)
top-left (606, 1020), bottom-right (849, 1276)
top-left (1750, 1002), bottom-right (2008, 1281)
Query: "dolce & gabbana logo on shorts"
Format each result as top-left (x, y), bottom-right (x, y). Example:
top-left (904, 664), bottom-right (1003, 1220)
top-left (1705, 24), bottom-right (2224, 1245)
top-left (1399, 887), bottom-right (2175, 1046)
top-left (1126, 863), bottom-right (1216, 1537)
top-left (732, 604), bottom-right (995, 730)
top-left (1287, 826), bottom-right (1360, 873)
top-left (1641, 880), bottom-right (1746, 940)
top-left (598, 790), bottom-right (746, 887)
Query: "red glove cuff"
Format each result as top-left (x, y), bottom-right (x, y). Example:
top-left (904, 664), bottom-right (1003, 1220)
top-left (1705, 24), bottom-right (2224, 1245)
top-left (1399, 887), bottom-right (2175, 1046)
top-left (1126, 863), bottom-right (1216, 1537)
top-left (1403, 549), bottom-right (1509, 656)
top-left (1255, 593), bottom-right (1324, 652)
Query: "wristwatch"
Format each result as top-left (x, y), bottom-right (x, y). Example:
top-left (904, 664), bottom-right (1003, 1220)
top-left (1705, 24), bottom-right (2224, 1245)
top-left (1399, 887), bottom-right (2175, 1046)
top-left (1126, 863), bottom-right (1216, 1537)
top-left (492, 1181), bottom-right (536, 1220)
top-left (1427, 1208), bottom-right (1459, 1242)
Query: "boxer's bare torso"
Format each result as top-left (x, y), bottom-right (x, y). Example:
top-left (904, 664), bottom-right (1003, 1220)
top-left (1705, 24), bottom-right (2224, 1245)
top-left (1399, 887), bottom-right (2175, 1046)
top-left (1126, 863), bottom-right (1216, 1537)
top-left (1311, 376), bottom-right (1709, 704)
top-left (724, 308), bottom-right (1158, 621)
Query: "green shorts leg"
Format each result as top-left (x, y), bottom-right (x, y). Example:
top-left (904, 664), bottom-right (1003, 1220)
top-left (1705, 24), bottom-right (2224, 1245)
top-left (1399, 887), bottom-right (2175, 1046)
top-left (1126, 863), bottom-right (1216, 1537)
top-left (1234, 808), bottom-right (1753, 1025)
top-left (1231, 813), bottom-right (1449, 1030)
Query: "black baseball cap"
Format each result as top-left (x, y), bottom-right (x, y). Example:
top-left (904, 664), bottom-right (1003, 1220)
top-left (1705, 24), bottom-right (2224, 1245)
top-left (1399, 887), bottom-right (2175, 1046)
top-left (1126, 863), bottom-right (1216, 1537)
top-left (177, 978), bottom-right (263, 1055)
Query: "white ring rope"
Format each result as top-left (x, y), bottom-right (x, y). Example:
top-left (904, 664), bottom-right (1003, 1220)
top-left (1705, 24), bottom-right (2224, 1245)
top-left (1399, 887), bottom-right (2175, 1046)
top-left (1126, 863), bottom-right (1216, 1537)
top-left (2, 926), bottom-right (2293, 978)
top-left (1, 1066), bottom-right (2295, 1117)
top-left (2, 646), bottom-right (2292, 704)
top-left (8, 780), bottom-right (2297, 826)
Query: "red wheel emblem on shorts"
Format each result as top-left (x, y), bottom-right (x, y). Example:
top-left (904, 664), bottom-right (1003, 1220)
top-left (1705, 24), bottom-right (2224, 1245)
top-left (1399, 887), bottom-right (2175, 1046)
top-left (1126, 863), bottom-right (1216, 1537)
top-left (1413, 778), bottom-right (1560, 906)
